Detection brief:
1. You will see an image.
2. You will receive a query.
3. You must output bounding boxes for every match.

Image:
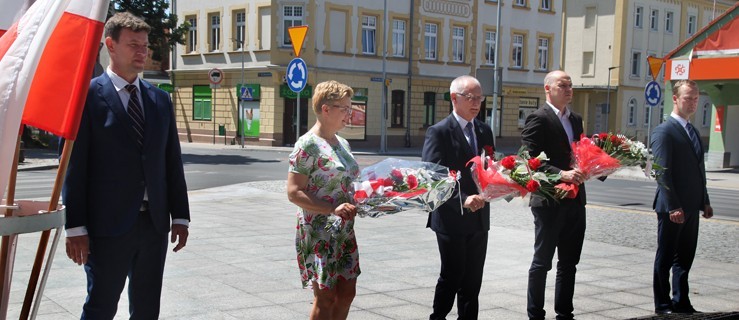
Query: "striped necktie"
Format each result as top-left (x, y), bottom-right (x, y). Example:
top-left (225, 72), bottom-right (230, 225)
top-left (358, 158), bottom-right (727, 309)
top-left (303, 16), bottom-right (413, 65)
top-left (465, 122), bottom-right (477, 154)
top-left (685, 122), bottom-right (701, 156)
top-left (125, 84), bottom-right (145, 148)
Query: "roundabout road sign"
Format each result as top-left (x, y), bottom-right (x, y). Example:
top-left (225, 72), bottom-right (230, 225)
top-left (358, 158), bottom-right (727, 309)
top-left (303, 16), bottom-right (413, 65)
top-left (286, 58), bottom-right (307, 93)
top-left (644, 81), bottom-right (662, 107)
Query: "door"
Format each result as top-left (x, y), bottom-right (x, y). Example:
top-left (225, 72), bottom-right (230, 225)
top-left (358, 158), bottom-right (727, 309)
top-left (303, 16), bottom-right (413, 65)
top-left (283, 98), bottom-right (308, 146)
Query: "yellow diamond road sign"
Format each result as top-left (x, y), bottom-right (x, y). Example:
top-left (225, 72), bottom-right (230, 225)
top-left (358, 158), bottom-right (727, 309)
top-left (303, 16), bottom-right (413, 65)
top-left (288, 25), bottom-right (309, 58)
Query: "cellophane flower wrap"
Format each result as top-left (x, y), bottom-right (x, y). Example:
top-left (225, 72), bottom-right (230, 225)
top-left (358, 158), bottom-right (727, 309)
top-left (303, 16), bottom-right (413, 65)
top-left (572, 132), bottom-right (663, 180)
top-left (468, 147), bottom-right (570, 202)
top-left (352, 158), bottom-right (458, 217)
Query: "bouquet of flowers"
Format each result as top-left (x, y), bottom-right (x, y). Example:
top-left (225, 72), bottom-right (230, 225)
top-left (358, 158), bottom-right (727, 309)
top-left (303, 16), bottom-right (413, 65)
top-left (571, 132), bottom-right (663, 180)
top-left (351, 158), bottom-right (458, 217)
top-left (468, 147), bottom-right (576, 202)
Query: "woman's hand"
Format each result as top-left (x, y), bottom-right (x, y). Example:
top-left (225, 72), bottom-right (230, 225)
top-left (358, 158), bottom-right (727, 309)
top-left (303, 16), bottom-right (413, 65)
top-left (333, 203), bottom-right (357, 220)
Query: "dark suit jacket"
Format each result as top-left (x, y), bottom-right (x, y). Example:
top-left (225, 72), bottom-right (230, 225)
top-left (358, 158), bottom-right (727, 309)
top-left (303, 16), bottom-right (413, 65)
top-left (62, 73), bottom-right (190, 237)
top-left (521, 104), bottom-right (586, 207)
top-left (650, 117), bottom-right (710, 213)
top-left (421, 114), bottom-right (494, 235)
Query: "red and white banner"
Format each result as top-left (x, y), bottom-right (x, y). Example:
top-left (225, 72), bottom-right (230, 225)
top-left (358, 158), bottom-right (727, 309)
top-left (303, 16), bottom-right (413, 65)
top-left (0, 0), bottom-right (108, 201)
top-left (695, 17), bottom-right (739, 57)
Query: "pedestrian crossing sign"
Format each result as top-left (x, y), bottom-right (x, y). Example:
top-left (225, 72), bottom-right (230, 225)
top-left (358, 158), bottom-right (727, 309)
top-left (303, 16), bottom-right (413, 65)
top-left (241, 87), bottom-right (253, 101)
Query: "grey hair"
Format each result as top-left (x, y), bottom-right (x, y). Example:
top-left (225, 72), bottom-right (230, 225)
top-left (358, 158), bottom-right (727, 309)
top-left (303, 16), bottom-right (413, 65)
top-left (450, 75), bottom-right (481, 94)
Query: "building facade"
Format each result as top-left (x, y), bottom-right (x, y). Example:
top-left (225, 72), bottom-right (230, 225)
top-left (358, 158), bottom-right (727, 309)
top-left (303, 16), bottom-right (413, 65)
top-left (171, 0), bottom-right (563, 149)
top-left (562, 0), bottom-right (735, 143)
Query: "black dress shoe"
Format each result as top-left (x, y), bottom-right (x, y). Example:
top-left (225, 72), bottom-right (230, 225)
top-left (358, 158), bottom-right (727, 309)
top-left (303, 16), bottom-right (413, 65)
top-left (674, 306), bottom-right (701, 314)
top-left (655, 308), bottom-right (673, 315)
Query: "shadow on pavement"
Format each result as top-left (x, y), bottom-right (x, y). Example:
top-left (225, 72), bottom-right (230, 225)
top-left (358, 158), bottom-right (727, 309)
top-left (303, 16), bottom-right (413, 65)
top-left (181, 153), bottom-right (279, 165)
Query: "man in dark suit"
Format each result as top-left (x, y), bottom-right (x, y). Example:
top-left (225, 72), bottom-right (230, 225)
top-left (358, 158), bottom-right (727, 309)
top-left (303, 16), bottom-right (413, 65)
top-left (62, 12), bottom-right (190, 319)
top-left (650, 79), bottom-right (712, 315)
top-left (521, 70), bottom-right (586, 320)
top-left (422, 75), bottom-right (494, 319)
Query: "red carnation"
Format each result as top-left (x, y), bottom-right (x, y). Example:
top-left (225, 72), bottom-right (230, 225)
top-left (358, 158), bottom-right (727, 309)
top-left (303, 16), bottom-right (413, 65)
top-left (526, 180), bottom-right (540, 192)
top-left (501, 156), bottom-right (517, 170)
top-left (598, 133), bottom-right (608, 140)
top-left (610, 135), bottom-right (622, 145)
top-left (528, 158), bottom-right (541, 170)
top-left (354, 190), bottom-right (368, 202)
top-left (391, 169), bottom-right (404, 181)
top-left (407, 174), bottom-right (419, 189)
top-left (484, 145), bottom-right (494, 156)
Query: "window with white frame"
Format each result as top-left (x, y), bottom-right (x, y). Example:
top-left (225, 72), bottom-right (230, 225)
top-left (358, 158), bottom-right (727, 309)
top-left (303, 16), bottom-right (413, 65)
top-left (234, 11), bottom-right (245, 50)
top-left (540, 0), bottom-right (551, 11)
top-left (688, 15), bottom-right (697, 36)
top-left (392, 19), bottom-right (405, 57)
top-left (628, 98), bottom-right (636, 125)
top-left (634, 6), bottom-right (643, 28)
top-left (362, 16), bottom-right (376, 55)
top-left (283, 5), bottom-right (303, 46)
top-left (665, 11), bottom-right (674, 33)
top-left (210, 14), bottom-right (220, 52)
top-left (702, 103), bottom-right (711, 127)
top-left (644, 104), bottom-right (651, 125)
top-left (650, 9), bottom-right (659, 31)
top-left (515, 0), bottom-right (526, 7)
top-left (512, 34), bottom-right (524, 68)
top-left (187, 16), bottom-right (197, 53)
top-left (424, 23), bottom-right (437, 60)
top-left (537, 37), bottom-right (549, 70)
top-left (631, 51), bottom-right (641, 77)
top-left (452, 26), bottom-right (465, 62)
top-left (484, 31), bottom-right (496, 65)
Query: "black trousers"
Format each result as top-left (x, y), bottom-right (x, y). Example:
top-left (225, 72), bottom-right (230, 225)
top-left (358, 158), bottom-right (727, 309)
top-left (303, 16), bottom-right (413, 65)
top-left (430, 231), bottom-right (488, 320)
top-left (82, 211), bottom-right (168, 320)
top-left (653, 210), bottom-right (699, 311)
top-left (527, 203), bottom-right (586, 320)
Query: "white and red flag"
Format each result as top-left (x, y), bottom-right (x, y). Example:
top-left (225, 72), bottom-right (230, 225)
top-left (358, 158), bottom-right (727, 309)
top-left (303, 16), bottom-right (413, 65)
top-left (0, 0), bottom-right (108, 200)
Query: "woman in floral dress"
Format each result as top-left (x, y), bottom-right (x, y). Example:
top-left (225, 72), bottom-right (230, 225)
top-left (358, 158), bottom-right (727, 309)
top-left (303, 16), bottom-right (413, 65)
top-left (287, 80), bottom-right (360, 319)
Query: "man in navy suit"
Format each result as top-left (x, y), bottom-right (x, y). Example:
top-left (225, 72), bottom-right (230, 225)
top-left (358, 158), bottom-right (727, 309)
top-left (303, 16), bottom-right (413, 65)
top-left (62, 12), bottom-right (190, 319)
top-left (650, 79), bottom-right (712, 315)
top-left (422, 75), bottom-right (494, 319)
top-left (521, 70), bottom-right (587, 320)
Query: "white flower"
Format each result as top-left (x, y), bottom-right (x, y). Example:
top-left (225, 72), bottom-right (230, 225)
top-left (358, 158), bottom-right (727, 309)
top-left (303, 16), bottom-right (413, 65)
top-left (532, 171), bottom-right (548, 182)
top-left (536, 151), bottom-right (549, 161)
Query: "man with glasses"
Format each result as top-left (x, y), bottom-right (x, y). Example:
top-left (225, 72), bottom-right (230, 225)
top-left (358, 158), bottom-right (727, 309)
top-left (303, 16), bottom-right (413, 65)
top-left (521, 70), bottom-right (587, 320)
top-left (422, 75), bottom-right (494, 319)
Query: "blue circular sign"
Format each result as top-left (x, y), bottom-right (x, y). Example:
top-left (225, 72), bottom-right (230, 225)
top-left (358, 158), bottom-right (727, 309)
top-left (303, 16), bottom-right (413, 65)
top-left (644, 81), bottom-right (662, 107)
top-left (286, 58), bottom-right (307, 93)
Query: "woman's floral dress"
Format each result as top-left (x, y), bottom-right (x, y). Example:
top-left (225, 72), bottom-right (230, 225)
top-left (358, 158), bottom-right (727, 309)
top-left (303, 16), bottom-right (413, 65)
top-left (288, 132), bottom-right (361, 290)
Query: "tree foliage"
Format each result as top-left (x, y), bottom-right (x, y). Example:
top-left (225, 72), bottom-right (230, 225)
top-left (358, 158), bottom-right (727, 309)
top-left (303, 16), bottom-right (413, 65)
top-left (112, 0), bottom-right (188, 62)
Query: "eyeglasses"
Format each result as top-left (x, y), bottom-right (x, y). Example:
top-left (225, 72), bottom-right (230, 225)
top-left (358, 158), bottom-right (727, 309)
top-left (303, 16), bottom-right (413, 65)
top-left (455, 92), bottom-right (484, 102)
top-left (331, 105), bottom-right (352, 115)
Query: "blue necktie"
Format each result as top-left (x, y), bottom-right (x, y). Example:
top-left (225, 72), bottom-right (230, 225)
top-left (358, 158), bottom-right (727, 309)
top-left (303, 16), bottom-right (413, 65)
top-left (465, 122), bottom-right (477, 154)
top-left (125, 85), bottom-right (145, 148)
top-left (686, 122), bottom-right (701, 156)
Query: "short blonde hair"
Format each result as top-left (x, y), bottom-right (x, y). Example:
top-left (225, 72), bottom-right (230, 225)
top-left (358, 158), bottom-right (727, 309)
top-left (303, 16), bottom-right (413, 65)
top-left (312, 80), bottom-right (354, 115)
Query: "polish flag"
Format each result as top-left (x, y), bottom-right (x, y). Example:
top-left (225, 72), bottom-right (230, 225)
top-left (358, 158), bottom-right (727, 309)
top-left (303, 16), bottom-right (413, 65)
top-left (0, 0), bottom-right (108, 199)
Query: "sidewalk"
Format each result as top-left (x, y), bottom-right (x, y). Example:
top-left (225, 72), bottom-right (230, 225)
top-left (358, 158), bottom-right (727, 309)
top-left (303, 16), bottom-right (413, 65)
top-left (5, 178), bottom-right (739, 319)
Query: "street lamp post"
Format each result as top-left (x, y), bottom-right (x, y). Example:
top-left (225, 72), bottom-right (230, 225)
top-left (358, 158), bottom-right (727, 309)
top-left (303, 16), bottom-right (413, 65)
top-left (605, 66), bottom-right (619, 132)
top-left (234, 38), bottom-right (245, 148)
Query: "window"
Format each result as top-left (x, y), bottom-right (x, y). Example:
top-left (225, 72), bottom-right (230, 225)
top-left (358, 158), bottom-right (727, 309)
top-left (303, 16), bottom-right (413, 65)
top-left (540, 0), bottom-right (551, 11)
top-left (688, 15), bottom-right (697, 36)
top-left (702, 103), bottom-right (711, 127)
top-left (634, 6), bottom-right (643, 28)
top-left (362, 16), bottom-right (376, 55)
top-left (452, 26), bottom-right (465, 62)
top-left (424, 23), bottom-right (437, 60)
top-left (665, 11), bottom-right (673, 33)
top-left (514, 0), bottom-right (526, 7)
top-left (650, 9), bottom-right (659, 31)
top-left (537, 38), bottom-right (549, 70)
top-left (234, 11), bottom-right (246, 50)
top-left (512, 34), bottom-right (524, 68)
top-left (187, 16), bottom-right (197, 53)
top-left (209, 14), bottom-right (220, 52)
top-left (258, 7), bottom-right (271, 50)
top-left (283, 5), bottom-right (303, 46)
top-left (484, 31), bottom-right (496, 65)
top-left (585, 7), bottom-right (596, 28)
top-left (424, 92), bottom-right (436, 127)
top-left (392, 19), bottom-right (405, 57)
top-left (644, 104), bottom-right (650, 125)
top-left (631, 51), bottom-right (641, 77)
top-left (391, 90), bottom-right (404, 127)
top-left (628, 98), bottom-right (636, 125)
top-left (582, 51), bottom-right (594, 75)
top-left (193, 85), bottom-right (212, 121)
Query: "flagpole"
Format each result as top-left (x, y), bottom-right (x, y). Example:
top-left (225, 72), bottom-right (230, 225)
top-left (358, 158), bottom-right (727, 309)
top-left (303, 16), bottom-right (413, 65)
top-left (0, 134), bottom-right (22, 318)
top-left (20, 139), bottom-right (74, 320)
